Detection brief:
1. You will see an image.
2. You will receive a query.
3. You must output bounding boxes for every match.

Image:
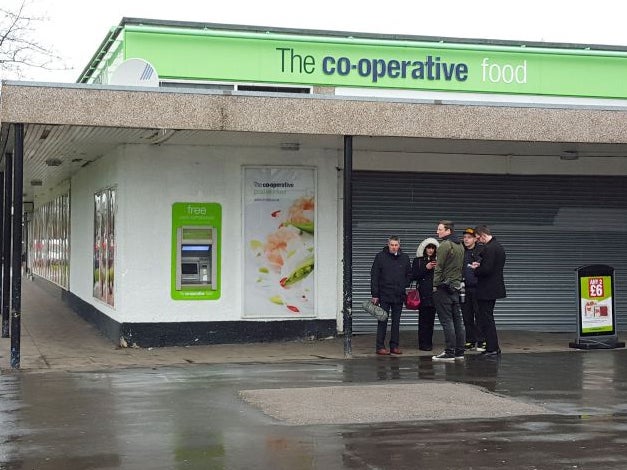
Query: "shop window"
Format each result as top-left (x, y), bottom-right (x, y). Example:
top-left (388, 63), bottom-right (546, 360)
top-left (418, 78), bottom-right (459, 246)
top-left (236, 84), bottom-right (311, 94)
top-left (160, 81), bottom-right (235, 91)
top-left (27, 194), bottom-right (70, 289)
top-left (159, 80), bottom-right (311, 94)
top-left (93, 187), bottom-right (116, 307)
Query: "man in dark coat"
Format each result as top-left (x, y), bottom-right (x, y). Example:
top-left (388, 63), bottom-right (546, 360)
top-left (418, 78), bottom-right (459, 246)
top-left (371, 236), bottom-right (412, 355)
top-left (461, 227), bottom-right (485, 351)
top-left (471, 224), bottom-right (506, 356)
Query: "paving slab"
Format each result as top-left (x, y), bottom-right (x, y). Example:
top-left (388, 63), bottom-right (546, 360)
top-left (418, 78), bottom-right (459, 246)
top-left (240, 382), bottom-right (550, 424)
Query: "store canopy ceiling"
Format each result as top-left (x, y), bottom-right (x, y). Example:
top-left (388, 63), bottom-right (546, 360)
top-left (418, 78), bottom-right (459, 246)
top-left (2, 82), bottom-right (627, 203)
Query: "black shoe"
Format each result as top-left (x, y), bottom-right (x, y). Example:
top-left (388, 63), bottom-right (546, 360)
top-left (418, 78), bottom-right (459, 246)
top-left (418, 346), bottom-right (433, 351)
top-left (432, 351), bottom-right (456, 361)
top-left (464, 342), bottom-right (475, 351)
top-left (481, 349), bottom-right (501, 357)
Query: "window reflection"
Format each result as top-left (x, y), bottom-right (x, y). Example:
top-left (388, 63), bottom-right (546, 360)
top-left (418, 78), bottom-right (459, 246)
top-left (93, 187), bottom-right (116, 307)
top-left (27, 194), bottom-right (70, 288)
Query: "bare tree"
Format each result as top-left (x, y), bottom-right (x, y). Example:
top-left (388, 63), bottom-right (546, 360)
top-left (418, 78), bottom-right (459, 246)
top-left (0, 0), bottom-right (65, 79)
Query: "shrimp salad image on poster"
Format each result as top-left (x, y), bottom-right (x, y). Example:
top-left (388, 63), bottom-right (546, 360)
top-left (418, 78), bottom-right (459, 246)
top-left (243, 168), bottom-right (315, 317)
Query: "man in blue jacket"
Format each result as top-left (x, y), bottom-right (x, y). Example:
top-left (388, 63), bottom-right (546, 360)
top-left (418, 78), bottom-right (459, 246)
top-left (371, 236), bottom-right (412, 355)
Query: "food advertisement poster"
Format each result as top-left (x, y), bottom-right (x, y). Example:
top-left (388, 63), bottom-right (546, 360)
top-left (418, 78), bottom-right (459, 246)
top-left (243, 167), bottom-right (315, 317)
top-left (580, 275), bottom-right (613, 334)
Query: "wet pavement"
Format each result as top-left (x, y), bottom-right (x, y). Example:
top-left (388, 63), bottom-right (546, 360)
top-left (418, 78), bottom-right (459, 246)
top-left (2, 280), bottom-right (583, 372)
top-left (2, 349), bottom-right (627, 469)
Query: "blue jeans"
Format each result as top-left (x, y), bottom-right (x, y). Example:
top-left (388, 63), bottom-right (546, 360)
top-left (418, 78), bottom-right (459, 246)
top-left (433, 287), bottom-right (466, 354)
top-left (376, 301), bottom-right (403, 350)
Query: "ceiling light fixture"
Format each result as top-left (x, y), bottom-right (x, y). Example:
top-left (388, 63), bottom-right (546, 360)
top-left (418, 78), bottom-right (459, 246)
top-left (560, 150), bottom-right (579, 161)
top-left (45, 158), bottom-right (62, 167)
top-left (280, 142), bottom-right (300, 151)
top-left (143, 128), bottom-right (176, 145)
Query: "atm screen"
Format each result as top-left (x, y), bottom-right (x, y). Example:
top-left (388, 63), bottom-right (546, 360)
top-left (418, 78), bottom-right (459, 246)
top-left (182, 245), bottom-right (210, 258)
top-left (182, 245), bottom-right (210, 252)
top-left (182, 263), bottom-right (198, 275)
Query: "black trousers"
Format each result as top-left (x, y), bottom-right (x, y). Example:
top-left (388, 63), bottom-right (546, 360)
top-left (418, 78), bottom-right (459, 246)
top-left (461, 290), bottom-right (484, 344)
top-left (476, 299), bottom-right (500, 352)
top-left (417, 305), bottom-right (436, 349)
top-left (376, 301), bottom-right (403, 350)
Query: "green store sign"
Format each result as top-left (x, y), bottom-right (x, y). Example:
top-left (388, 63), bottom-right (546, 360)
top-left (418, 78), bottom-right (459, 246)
top-left (118, 25), bottom-right (627, 99)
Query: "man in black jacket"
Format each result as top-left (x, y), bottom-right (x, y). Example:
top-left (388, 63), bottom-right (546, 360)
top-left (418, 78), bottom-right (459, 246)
top-left (461, 227), bottom-right (485, 351)
top-left (371, 236), bottom-right (412, 355)
top-left (470, 225), bottom-right (506, 356)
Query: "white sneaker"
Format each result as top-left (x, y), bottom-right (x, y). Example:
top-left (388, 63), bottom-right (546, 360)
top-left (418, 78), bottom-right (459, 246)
top-left (475, 342), bottom-right (486, 352)
top-left (432, 351), bottom-right (455, 361)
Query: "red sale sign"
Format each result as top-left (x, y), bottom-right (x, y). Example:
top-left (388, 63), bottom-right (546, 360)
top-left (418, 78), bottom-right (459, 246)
top-left (588, 278), bottom-right (605, 298)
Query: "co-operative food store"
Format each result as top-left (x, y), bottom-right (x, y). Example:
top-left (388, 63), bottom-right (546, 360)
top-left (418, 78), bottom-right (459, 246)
top-left (1, 18), bottom-right (626, 347)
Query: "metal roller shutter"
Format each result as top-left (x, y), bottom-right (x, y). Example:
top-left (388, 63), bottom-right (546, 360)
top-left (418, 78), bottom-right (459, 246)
top-left (352, 171), bottom-right (627, 333)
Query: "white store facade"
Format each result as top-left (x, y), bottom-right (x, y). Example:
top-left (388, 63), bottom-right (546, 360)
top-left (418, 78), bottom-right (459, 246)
top-left (1, 18), bottom-right (627, 347)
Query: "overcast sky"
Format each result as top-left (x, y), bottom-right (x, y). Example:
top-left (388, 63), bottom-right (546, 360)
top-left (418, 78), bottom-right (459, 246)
top-left (9, 0), bottom-right (627, 82)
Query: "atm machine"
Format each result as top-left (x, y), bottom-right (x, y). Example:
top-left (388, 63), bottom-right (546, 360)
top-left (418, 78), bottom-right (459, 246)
top-left (175, 226), bottom-right (217, 291)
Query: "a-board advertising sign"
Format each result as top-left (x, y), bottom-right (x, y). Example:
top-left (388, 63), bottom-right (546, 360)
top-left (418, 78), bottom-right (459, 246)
top-left (571, 264), bottom-right (624, 349)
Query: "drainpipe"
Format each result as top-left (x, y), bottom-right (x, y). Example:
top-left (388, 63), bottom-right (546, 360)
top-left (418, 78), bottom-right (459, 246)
top-left (2, 155), bottom-right (12, 339)
top-left (11, 124), bottom-right (24, 369)
top-left (343, 136), bottom-right (353, 358)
